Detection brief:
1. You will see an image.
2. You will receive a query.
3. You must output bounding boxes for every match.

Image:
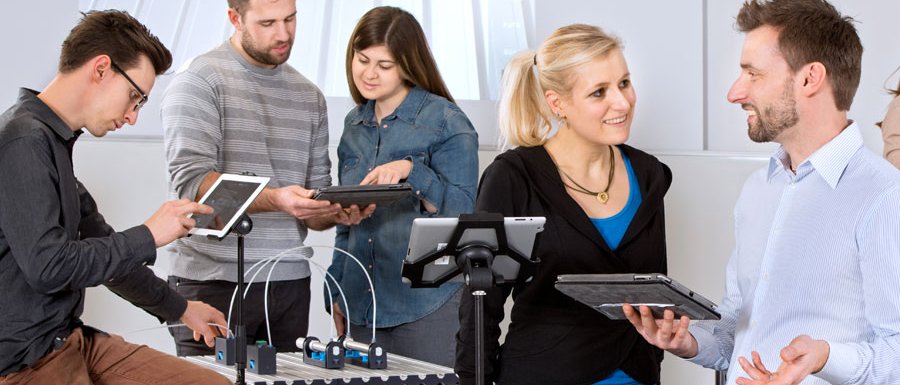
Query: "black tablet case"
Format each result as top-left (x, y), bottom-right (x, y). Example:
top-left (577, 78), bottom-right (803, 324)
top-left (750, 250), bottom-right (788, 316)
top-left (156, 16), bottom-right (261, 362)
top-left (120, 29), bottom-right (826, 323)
top-left (314, 183), bottom-right (412, 207)
top-left (555, 273), bottom-right (721, 320)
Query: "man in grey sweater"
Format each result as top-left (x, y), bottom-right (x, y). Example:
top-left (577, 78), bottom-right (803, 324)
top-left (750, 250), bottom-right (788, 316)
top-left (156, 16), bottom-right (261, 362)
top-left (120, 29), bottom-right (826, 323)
top-left (161, 0), bottom-right (370, 356)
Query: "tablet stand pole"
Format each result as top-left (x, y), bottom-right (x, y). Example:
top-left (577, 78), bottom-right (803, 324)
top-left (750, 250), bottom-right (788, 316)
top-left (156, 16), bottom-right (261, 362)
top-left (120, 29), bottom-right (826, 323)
top-left (457, 245), bottom-right (494, 385)
top-left (231, 215), bottom-right (253, 385)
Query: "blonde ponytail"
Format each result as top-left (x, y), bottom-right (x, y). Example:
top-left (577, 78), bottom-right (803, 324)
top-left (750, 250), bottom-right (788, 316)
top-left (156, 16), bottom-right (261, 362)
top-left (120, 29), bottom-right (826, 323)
top-left (498, 51), bottom-right (553, 148)
top-left (497, 24), bottom-right (622, 148)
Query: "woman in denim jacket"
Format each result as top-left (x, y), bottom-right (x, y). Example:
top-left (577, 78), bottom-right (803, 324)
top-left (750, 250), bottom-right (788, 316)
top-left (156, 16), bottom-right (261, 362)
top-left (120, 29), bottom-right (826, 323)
top-left (326, 6), bottom-right (478, 367)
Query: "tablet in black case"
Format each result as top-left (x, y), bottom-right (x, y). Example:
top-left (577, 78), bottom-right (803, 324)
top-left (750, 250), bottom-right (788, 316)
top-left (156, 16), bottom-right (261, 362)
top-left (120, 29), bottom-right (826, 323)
top-left (555, 273), bottom-right (721, 320)
top-left (313, 183), bottom-right (412, 207)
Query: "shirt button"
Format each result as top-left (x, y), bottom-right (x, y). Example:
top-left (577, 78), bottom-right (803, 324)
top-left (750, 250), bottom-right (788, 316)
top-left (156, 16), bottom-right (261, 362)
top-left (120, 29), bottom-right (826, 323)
top-left (368, 264), bottom-right (373, 269)
top-left (368, 238), bottom-right (373, 243)
top-left (382, 124), bottom-right (388, 128)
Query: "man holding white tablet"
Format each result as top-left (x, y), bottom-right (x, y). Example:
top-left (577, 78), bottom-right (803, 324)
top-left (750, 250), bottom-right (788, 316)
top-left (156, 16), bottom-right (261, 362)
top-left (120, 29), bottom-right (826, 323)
top-left (0, 10), bottom-right (231, 384)
top-left (624, 1), bottom-right (900, 384)
top-left (161, 0), bottom-right (373, 356)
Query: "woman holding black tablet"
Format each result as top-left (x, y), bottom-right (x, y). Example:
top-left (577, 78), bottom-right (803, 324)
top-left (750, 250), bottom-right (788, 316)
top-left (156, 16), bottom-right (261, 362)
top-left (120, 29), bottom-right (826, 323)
top-left (456, 24), bottom-right (671, 385)
top-left (325, 6), bottom-right (478, 367)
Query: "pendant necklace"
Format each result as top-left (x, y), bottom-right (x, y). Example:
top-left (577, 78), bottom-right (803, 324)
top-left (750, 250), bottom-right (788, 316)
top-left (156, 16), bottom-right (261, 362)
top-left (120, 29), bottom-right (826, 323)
top-left (557, 145), bottom-right (615, 204)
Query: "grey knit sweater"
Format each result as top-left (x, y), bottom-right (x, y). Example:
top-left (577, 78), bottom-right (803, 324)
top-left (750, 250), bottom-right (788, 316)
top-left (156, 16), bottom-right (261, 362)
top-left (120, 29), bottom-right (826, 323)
top-left (161, 41), bottom-right (330, 282)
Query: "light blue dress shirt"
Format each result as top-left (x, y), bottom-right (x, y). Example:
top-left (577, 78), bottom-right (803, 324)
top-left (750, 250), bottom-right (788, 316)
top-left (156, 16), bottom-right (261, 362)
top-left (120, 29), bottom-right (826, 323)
top-left (689, 122), bottom-right (900, 384)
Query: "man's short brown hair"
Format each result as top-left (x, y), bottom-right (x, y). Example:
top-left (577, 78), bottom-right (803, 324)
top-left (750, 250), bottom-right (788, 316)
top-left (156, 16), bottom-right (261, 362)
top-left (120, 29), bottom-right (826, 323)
top-left (736, 0), bottom-right (862, 111)
top-left (228, 0), bottom-right (251, 16)
top-left (59, 10), bottom-right (172, 75)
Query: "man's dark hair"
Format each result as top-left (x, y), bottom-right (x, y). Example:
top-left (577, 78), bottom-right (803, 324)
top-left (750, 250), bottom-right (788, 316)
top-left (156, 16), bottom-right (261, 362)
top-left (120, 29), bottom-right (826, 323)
top-left (736, 0), bottom-right (862, 111)
top-left (228, 0), bottom-right (251, 16)
top-left (59, 10), bottom-right (172, 75)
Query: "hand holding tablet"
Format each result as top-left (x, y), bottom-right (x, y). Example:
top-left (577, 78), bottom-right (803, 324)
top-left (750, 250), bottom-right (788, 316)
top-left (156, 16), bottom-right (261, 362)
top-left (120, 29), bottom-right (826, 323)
top-left (144, 199), bottom-right (214, 247)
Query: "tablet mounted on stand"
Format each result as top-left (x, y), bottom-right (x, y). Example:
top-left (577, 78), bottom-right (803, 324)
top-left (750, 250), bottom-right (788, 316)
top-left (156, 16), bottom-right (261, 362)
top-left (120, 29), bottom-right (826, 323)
top-left (401, 213), bottom-right (544, 385)
top-left (192, 173), bottom-right (271, 384)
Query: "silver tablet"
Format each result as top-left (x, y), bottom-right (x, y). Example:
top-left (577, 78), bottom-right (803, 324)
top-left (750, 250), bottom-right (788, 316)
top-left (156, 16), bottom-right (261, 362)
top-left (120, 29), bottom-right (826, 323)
top-left (555, 273), bottom-right (721, 320)
top-left (189, 174), bottom-right (269, 239)
top-left (404, 216), bottom-right (545, 284)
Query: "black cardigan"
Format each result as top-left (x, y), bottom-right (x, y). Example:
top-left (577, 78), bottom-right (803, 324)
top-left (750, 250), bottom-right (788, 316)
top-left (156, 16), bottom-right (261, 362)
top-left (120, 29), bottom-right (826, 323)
top-left (456, 145), bottom-right (672, 385)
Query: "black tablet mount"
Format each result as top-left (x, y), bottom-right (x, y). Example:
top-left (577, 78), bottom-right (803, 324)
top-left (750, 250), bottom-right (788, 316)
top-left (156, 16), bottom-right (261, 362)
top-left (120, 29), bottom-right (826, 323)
top-left (401, 212), bottom-right (540, 385)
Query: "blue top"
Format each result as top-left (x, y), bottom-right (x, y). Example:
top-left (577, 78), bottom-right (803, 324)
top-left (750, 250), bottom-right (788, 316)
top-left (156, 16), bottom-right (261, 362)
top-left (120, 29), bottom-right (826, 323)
top-left (590, 151), bottom-right (641, 250)
top-left (688, 123), bottom-right (900, 384)
top-left (328, 87), bottom-right (479, 327)
top-left (592, 369), bottom-right (647, 385)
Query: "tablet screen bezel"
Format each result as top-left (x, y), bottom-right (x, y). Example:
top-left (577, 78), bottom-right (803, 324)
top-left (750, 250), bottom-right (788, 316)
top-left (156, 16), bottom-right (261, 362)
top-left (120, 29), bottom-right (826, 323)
top-left (188, 174), bottom-right (270, 239)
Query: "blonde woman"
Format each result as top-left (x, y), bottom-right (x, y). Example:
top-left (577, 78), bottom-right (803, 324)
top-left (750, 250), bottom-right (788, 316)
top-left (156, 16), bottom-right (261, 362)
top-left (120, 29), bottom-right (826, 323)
top-left (456, 24), bottom-right (670, 385)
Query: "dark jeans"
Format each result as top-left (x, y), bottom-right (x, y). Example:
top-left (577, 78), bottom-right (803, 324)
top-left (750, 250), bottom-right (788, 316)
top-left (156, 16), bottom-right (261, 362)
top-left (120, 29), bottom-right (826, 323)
top-left (167, 276), bottom-right (310, 356)
top-left (0, 327), bottom-right (231, 385)
top-left (347, 289), bottom-right (461, 367)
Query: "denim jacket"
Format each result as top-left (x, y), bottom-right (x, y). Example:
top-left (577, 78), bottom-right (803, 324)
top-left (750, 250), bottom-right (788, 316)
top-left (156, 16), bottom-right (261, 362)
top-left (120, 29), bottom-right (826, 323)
top-left (327, 87), bottom-right (478, 327)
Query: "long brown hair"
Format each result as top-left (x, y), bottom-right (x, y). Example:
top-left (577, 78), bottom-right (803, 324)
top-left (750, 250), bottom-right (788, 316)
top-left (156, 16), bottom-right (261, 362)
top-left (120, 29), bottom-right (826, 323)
top-left (345, 6), bottom-right (453, 105)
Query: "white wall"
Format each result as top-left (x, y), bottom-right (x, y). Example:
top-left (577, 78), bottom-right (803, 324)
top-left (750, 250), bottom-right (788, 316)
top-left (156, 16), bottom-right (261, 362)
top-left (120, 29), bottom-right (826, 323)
top-left (0, 1), bottom-right (79, 109)
top-left (4, 1), bottom-right (898, 384)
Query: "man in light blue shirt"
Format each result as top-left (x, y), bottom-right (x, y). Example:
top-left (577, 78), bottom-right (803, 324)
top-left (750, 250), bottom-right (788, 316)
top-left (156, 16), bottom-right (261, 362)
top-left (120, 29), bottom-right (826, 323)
top-left (624, 0), bottom-right (900, 384)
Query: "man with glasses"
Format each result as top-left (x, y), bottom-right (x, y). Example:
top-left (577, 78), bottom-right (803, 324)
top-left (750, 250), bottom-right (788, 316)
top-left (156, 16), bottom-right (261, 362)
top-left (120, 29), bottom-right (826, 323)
top-left (0, 10), bottom-right (233, 384)
top-left (110, 61), bottom-right (149, 112)
top-left (161, 0), bottom-right (372, 356)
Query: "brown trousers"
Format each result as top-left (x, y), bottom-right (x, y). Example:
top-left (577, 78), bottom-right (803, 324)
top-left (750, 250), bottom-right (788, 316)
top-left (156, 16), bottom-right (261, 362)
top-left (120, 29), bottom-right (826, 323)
top-left (0, 328), bottom-right (231, 385)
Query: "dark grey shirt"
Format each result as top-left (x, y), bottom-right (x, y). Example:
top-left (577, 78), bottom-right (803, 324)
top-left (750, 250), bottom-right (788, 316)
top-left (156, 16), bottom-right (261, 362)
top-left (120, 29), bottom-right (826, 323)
top-left (0, 89), bottom-right (186, 376)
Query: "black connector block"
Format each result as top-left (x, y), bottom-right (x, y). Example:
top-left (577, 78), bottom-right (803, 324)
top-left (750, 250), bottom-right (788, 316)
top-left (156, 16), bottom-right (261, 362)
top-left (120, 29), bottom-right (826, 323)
top-left (247, 341), bottom-right (277, 375)
top-left (214, 336), bottom-right (235, 366)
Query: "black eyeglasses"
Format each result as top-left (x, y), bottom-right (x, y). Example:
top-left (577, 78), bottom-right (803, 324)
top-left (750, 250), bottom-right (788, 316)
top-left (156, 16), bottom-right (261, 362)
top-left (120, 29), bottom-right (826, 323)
top-left (110, 61), bottom-right (148, 112)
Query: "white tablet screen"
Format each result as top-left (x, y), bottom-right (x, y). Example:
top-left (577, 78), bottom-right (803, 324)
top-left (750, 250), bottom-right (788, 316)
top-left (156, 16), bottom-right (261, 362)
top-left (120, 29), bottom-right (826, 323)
top-left (190, 174), bottom-right (269, 238)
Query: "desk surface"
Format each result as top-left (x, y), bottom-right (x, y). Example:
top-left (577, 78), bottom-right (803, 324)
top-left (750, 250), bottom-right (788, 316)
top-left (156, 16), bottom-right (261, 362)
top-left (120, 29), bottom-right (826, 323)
top-left (185, 352), bottom-right (458, 385)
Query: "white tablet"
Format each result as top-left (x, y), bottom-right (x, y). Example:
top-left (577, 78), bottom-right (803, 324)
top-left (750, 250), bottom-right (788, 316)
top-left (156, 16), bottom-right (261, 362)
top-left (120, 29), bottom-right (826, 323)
top-left (403, 216), bottom-right (545, 286)
top-left (189, 174), bottom-right (270, 239)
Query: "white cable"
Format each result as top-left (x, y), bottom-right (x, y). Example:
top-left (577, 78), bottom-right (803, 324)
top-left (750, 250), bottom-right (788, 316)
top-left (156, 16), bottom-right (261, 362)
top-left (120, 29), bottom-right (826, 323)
top-left (270, 257), bottom-right (350, 342)
top-left (248, 245), bottom-right (377, 343)
top-left (305, 259), bottom-right (351, 340)
top-left (225, 257), bottom-right (276, 331)
top-left (217, 244), bottom-right (377, 345)
top-left (316, 245), bottom-right (377, 343)
top-left (123, 322), bottom-right (234, 338)
top-left (311, 262), bottom-right (337, 339)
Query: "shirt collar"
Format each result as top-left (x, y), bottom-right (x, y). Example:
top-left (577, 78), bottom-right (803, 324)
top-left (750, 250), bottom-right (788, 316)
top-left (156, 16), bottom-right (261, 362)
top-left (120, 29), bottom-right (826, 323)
top-left (349, 86), bottom-right (426, 126)
top-left (19, 88), bottom-right (77, 142)
top-left (766, 121), bottom-right (862, 189)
